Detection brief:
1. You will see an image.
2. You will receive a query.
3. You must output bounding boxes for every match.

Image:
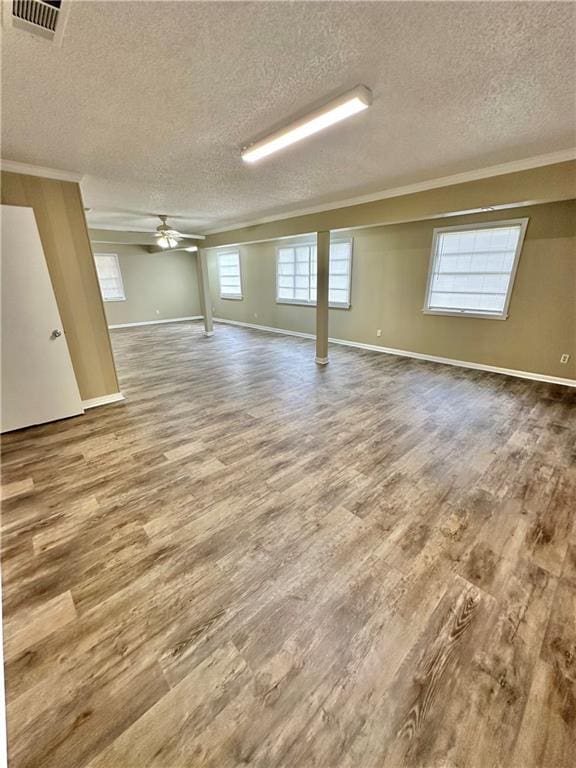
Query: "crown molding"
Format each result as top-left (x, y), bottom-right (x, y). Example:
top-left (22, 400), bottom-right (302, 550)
top-left (204, 148), bottom-right (576, 235)
top-left (0, 159), bottom-right (83, 183)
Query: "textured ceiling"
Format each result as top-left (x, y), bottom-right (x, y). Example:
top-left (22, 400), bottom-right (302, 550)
top-left (2, 1), bottom-right (575, 234)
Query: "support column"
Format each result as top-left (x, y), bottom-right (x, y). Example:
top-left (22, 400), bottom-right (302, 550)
top-left (315, 231), bottom-right (330, 365)
top-left (196, 249), bottom-right (214, 336)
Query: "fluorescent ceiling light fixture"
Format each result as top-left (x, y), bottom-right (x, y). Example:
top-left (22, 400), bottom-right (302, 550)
top-left (241, 85), bottom-right (372, 163)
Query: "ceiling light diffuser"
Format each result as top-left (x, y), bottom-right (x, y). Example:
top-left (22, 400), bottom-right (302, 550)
top-left (241, 85), bottom-right (372, 163)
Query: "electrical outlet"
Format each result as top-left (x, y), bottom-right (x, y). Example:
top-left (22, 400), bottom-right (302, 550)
top-left (155, 309), bottom-right (160, 315)
top-left (560, 353), bottom-right (570, 364)
top-left (254, 313), bottom-right (258, 319)
top-left (376, 329), bottom-right (382, 337)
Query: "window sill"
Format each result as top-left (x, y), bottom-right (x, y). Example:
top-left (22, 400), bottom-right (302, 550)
top-left (276, 300), bottom-right (351, 310)
top-left (220, 295), bottom-right (243, 301)
top-left (103, 297), bottom-right (126, 302)
top-left (422, 308), bottom-right (508, 321)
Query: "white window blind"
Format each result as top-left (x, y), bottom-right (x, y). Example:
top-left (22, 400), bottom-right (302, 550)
top-left (94, 253), bottom-right (125, 302)
top-left (217, 251), bottom-right (242, 299)
top-left (424, 220), bottom-right (528, 319)
top-left (276, 240), bottom-right (352, 308)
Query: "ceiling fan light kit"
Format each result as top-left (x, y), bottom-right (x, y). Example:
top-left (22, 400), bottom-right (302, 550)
top-left (157, 234), bottom-right (179, 249)
top-left (155, 215), bottom-right (182, 249)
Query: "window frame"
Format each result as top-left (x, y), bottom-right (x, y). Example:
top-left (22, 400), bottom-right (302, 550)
top-left (217, 249), bottom-right (243, 301)
top-left (94, 252), bottom-right (126, 302)
top-left (275, 238), bottom-right (353, 309)
top-left (423, 218), bottom-right (529, 320)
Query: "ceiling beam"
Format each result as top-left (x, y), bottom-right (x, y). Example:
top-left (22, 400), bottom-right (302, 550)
top-left (203, 160), bottom-right (576, 248)
top-left (89, 229), bottom-right (159, 246)
top-left (89, 229), bottom-right (203, 248)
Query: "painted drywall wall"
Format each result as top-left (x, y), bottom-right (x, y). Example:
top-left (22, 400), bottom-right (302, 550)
top-left (91, 244), bottom-right (202, 326)
top-left (1, 171), bottom-right (120, 400)
top-left (207, 200), bottom-right (576, 380)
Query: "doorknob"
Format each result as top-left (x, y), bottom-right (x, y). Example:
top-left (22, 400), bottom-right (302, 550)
top-left (51, 329), bottom-right (62, 339)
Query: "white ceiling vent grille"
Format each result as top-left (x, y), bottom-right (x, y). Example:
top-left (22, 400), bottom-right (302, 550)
top-left (6, 0), bottom-right (70, 44)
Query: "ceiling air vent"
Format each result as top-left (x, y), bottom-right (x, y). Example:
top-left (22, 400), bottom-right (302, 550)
top-left (7, 0), bottom-right (70, 44)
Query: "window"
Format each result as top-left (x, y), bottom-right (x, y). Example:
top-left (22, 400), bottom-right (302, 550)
top-left (424, 219), bottom-right (528, 319)
top-left (217, 250), bottom-right (242, 299)
top-left (276, 240), bottom-right (352, 308)
top-left (94, 253), bottom-right (125, 301)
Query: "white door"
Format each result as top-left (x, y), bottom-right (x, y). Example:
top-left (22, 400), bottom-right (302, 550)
top-left (1, 205), bottom-right (84, 432)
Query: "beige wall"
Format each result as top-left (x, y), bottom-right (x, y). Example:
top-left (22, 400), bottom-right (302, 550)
top-left (1, 171), bottom-right (120, 400)
top-left (91, 244), bottom-right (202, 326)
top-left (207, 200), bottom-right (576, 380)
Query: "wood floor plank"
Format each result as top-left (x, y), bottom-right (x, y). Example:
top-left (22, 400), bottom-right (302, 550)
top-left (3, 590), bottom-right (77, 660)
top-left (1, 320), bottom-right (574, 768)
top-left (85, 643), bottom-right (251, 768)
top-left (32, 496), bottom-right (100, 554)
top-left (510, 658), bottom-right (576, 768)
top-left (1, 477), bottom-right (33, 501)
top-left (539, 579), bottom-right (576, 702)
top-left (8, 659), bottom-right (169, 768)
top-left (562, 543), bottom-right (576, 586)
top-left (523, 470), bottom-right (573, 576)
top-left (431, 560), bottom-right (557, 768)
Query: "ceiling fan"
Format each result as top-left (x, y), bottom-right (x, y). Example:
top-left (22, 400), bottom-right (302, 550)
top-left (154, 215), bottom-right (198, 249)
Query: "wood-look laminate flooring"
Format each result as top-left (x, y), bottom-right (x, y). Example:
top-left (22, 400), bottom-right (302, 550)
top-left (1, 320), bottom-right (575, 768)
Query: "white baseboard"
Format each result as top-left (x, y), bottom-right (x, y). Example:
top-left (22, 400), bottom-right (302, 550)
top-left (213, 317), bottom-right (576, 388)
top-left (82, 392), bottom-right (125, 409)
top-left (214, 318), bottom-right (316, 340)
top-left (108, 316), bottom-right (202, 329)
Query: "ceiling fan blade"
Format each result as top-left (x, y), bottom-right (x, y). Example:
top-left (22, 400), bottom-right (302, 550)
top-left (155, 229), bottom-right (180, 237)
